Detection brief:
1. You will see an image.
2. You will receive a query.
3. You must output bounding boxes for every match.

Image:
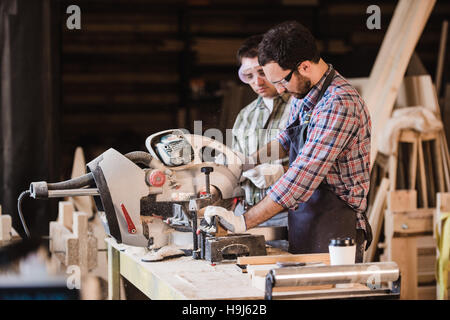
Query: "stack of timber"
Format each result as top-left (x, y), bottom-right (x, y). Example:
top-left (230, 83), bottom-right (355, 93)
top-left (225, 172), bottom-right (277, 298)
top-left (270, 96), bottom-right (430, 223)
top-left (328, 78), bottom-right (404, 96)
top-left (346, 0), bottom-right (450, 300)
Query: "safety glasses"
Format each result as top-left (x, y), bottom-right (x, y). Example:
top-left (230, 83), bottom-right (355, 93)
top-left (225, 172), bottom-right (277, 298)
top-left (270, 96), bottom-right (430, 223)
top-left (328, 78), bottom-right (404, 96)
top-left (271, 62), bottom-right (301, 88)
top-left (238, 65), bottom-right (267, 84)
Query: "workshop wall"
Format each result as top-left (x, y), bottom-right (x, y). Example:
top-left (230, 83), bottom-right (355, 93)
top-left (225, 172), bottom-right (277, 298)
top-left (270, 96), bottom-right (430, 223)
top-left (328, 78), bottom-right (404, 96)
top-left (2, 0), bottom-right (448, 231)
top-left (57, 0), bottom-right (449, 180)
top-left (0, 0), bottom-right (60, 236)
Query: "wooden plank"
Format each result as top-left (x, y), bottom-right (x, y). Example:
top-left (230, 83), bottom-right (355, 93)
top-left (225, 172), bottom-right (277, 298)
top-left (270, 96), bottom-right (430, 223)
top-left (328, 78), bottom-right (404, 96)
top-left (0, 206), bottom-right (12, 242)
top-left (433, 134), bottom-right (446, 193)
top-left (418, 285), bottom-right (437, 300)
top-left (58, 201), bottom-right (74, 232)
top-left (417, 137), bottom-right (429, 208)
top-left (391, 237), bottom-right (418, 299)
top-left (389, 154), bottom-right (398, 190)
top-left (365, 178), bottom-right (390, 262)
top-left (435, 20), bottom-right (448, 95)
top-left (237, 253), bottom-right (330, 266)
top-left (73, 212), bottom-right (89, 275)
top-left (49, 221), bottom-right (77, 265)
top-left (364, 0), bottom-right (436, 168)
top-left (107, 241), bottom-right (121, 300)
top-left (391, 209), bottom-right (434, 236)
top-left (388, 190), bottom-right (417, 212)
top-left (409, 139), bottom-right (418, 189)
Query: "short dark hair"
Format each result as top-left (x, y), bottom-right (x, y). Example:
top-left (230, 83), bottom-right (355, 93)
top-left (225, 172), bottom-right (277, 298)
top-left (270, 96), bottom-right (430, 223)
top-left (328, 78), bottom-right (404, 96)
top-left (236, 34), bottom-right (264, 64)
top-left (258, 21), bottom-right (320, 70)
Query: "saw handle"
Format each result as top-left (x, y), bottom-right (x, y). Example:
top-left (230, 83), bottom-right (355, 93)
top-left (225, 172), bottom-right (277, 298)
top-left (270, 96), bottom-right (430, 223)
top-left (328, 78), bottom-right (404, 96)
top-left (201, 166), bottom-right (213, 195)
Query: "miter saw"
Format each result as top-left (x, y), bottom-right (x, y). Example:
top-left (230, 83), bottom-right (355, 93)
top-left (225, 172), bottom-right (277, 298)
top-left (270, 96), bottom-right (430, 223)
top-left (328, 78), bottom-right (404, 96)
top-left (22, 129), bottom-right (266, 262)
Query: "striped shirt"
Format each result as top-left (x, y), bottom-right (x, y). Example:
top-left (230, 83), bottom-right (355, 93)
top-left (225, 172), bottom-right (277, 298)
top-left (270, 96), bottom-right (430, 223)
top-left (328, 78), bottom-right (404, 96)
top-left (232, 93), bottom-right (291, 205)
top-left (268, 66), bottom-right (371, 231)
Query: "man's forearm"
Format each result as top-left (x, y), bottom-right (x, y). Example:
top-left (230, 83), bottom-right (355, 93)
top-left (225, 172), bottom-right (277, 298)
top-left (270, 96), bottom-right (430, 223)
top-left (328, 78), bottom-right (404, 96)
top-left (251, 140), bottom-right (288, 164)
top-left (243, 196), bottom-right (285, 229)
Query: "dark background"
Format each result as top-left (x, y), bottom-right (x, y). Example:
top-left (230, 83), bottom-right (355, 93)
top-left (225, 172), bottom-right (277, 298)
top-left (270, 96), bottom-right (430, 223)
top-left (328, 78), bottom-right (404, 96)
top-left (1, 0), bottom-right (449, 236)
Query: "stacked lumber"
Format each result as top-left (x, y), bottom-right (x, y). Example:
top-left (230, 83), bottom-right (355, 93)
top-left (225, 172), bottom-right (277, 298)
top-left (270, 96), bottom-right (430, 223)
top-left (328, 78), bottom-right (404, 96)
top-left (349, 1), bottom-right (446, 298)
top-left (362, 0), bottom-right (436, 168)
top-left (50, 201), bottom-right (98, 275)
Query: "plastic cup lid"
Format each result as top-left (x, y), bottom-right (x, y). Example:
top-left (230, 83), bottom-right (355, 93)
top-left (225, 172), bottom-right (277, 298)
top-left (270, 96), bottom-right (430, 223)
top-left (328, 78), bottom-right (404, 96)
top-left (329, 237), bottom-right (355, 247)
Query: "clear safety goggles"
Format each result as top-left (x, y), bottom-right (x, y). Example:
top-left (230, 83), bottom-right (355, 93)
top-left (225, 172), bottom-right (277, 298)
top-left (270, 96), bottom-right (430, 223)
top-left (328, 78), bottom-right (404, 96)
top-left (238, 65), bottom-right (267, 84)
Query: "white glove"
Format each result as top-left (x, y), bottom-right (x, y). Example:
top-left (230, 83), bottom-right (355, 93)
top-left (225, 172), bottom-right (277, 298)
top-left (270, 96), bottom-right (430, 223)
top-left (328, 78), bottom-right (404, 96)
top-left (242, 163), bottom-right (284, 189)
top-left (203, 206), bottom-right (246, 233)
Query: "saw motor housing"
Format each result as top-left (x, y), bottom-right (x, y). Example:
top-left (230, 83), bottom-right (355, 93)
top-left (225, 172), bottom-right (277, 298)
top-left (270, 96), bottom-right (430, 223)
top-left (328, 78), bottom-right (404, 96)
top-left (84, 130), bottom-right (245, 247)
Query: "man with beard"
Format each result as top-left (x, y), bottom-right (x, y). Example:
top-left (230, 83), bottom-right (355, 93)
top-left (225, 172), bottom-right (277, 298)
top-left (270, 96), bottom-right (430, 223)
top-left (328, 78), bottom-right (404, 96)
top-left (203, 21), bottom-right (373, 262)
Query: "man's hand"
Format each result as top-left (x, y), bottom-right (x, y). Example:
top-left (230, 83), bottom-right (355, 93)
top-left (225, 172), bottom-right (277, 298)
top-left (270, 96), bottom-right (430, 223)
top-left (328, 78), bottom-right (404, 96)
top-left (203, 206), bottom-right (247, 233)
top-left (242, 163), bottom-right (284, 189)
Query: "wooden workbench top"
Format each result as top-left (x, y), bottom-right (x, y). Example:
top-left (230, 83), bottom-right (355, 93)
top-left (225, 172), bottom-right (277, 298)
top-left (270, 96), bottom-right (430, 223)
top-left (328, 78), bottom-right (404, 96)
top-left (106, 237), bottom-right (271, 300)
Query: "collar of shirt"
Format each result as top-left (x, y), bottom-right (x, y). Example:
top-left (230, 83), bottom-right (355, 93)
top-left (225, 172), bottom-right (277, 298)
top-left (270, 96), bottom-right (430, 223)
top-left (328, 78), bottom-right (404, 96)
top-left (256, 93), bottom-right (290, 111)
top-left (299, 63), bottom-right (334, 113)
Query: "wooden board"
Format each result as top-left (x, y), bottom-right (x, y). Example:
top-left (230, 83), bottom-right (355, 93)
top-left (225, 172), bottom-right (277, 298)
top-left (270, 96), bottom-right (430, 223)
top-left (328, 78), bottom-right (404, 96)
top-left (365, 178), bottom-right (390, 262)
top-left (391, 237), bottom-right (418, 299)
top-left (0, 205), bottom-right (12, 241)
top-left (388, 190), bottom-right (417, 213)
top-left (237, 253), bottom-right (330, 266)
top-left (385, 208), bottom-right (434, 237)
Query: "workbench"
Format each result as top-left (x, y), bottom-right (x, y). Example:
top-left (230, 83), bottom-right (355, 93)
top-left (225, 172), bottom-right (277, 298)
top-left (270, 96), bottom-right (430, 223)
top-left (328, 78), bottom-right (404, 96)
top-left (106, 237), bottom-right (270, 300)
top-left (106, 237), bottom-right (402, 300)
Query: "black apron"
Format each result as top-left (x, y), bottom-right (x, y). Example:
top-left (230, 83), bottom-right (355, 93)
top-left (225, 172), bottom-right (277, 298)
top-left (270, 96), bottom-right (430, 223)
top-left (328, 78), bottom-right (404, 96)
top-left (285, 68), bottom-right (371, 258)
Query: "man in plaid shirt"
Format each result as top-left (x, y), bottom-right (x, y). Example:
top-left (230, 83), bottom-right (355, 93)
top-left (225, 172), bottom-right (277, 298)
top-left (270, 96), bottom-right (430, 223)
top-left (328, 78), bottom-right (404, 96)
top-left (204, 21), bottom-right (372, 261)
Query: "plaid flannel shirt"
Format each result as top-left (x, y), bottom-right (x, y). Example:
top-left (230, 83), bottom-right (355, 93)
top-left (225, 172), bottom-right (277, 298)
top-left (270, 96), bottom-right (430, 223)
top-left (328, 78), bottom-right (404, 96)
top-left (232, 93), bottom-right (291, 205)
top-left (268, 66), bottom-right (371, 231)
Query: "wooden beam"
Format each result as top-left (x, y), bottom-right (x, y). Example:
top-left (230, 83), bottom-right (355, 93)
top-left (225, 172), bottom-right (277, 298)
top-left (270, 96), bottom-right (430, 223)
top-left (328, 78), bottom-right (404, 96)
top-left (58, 201), bottom-right (74, 232)
top-left (365, 178), bottom-right (389, 262)
top-left (237, 253), bottom-right (330, 266)
top-left (391, 237), bottom-right (418, 299)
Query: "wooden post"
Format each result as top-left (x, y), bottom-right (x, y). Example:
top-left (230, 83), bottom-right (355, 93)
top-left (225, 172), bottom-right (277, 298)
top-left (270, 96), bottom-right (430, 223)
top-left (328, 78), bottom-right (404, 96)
top-left (108, 241), bottom-right (121, 300)
top-left (0, 205), bottom-right (12, 242)
top-left (365, 178), bottom-right (390, 263)
top-left (58, 201), bottom-right (74, 232)
top-left (391, 237), bottom-right (418, 299)
top-left (73, 212), bottom-right (88, 276)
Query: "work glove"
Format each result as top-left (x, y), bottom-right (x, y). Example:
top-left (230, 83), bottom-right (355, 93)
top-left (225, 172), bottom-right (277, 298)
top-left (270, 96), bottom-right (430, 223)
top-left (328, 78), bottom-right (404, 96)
top-left (242, 163), bottom-right (284, 189)
top-left (203, 206), bottom-right (247, 233)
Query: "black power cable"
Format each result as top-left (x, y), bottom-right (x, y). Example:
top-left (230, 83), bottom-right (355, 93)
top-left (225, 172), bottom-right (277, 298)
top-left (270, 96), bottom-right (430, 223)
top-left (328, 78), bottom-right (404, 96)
top-left (17, 190), bottom-right (31, 238)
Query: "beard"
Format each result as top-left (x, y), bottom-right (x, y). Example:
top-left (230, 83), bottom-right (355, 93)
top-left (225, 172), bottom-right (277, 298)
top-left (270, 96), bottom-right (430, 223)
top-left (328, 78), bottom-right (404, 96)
top-left (289, 73), bottom-right (312, 99)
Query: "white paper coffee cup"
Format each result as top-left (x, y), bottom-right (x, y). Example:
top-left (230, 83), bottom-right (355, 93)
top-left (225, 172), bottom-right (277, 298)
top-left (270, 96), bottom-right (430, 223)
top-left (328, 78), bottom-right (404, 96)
top-left (328, 237), bottom-right (356, 265)
top-left (329, 237), bottom-right (356, 288)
